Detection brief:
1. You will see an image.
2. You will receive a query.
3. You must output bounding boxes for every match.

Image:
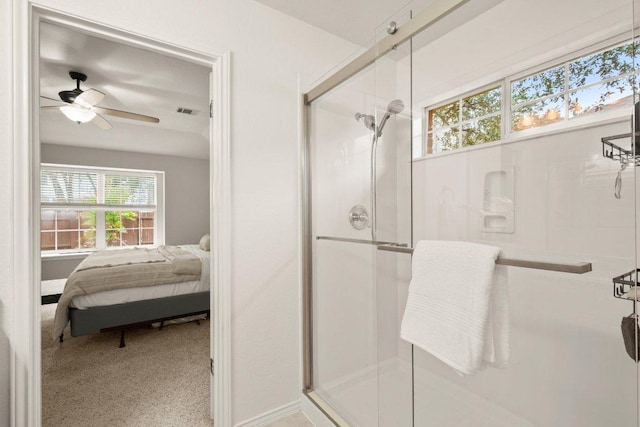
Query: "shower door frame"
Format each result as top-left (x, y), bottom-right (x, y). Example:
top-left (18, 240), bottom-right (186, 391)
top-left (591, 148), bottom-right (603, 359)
top-left (299, 0), bottom-right (471, 423)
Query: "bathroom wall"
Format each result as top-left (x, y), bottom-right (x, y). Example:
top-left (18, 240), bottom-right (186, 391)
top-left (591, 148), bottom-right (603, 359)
top-left (0, 0), bottom-right (11, 421)
top-left (2, 0), bottom-right (359, 424)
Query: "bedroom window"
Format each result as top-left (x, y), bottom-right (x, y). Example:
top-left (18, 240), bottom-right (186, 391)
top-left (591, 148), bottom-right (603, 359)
top-left (40, 164), bottom-right (164, 254)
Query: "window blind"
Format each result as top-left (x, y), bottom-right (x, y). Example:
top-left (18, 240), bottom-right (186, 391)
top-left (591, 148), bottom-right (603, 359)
top-left (41, 169), bottom-right (98, 204)
top-left (104, 174), bottom-right (156, 206)
top-left (41, 166), bottom-right (157, 211)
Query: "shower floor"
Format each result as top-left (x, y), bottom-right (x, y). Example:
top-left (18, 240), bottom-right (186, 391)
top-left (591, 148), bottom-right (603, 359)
top-left (313, 356), bottom-right (539, 427)
top-left (314, 358), bottom-right (412, 427)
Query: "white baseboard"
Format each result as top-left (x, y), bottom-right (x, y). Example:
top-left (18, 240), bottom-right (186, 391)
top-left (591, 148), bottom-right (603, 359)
top-left (234, 400), bottom-right (301, 427)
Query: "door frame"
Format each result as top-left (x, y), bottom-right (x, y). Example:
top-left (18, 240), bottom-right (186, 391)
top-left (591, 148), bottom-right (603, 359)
top-left (10, 3), bottom-right (232, 426)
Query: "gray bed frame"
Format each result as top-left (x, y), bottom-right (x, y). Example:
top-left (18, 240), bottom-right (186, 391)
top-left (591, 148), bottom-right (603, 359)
top-left (66, 291), bottom-right (210, 347)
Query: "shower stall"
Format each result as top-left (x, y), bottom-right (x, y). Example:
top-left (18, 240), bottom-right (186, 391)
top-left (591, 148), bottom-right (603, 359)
top-left (302, 0), bottom-right (640, 425)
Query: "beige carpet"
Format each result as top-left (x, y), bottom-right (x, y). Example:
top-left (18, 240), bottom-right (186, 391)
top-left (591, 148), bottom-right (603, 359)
top-left (41, 304), bottom-right (212, 427)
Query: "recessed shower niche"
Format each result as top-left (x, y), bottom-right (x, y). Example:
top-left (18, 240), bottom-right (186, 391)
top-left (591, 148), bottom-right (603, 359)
top-left (481, 168), bottom-right (515, 233)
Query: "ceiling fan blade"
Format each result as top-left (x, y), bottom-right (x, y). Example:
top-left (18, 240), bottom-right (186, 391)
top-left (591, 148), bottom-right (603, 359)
top-left (40, 96), bottom-right (65, 104)
top-left (93, 106), bottom-right (160, 124)
top-left (74, 89), bottom-right (105, 108)
top-left (91, 112), bottom-right (112, 130)
top-left (41, 106), bottom-right (62, 111)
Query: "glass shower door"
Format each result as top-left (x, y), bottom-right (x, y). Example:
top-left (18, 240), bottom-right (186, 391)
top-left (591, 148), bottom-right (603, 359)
top-left (308, 11), bottom-right (414, 425)
top-left (409, 1), bottom-right (639, 425)
top-left (309, 60), bottom-right (381, 426)
top-left (373, 13), bottom-right (414, 427)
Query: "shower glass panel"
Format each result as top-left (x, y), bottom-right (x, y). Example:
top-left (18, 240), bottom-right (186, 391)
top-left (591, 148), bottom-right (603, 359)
top-left (309, 61), bottom-right (380, 426)
top-left (411, 1), bottom-right (638, 425)
top-left (373, 12), bottom-right (413, 427)
top-left (308, 8), bottom-right (415, 425)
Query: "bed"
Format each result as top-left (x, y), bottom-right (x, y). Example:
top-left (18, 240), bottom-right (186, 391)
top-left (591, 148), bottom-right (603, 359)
top-left (53, 243), bottom-right (211, 347)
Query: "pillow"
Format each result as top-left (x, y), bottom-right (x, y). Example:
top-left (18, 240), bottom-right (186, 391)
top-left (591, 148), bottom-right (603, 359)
top-left (199, 234), bottom-right (211, 251)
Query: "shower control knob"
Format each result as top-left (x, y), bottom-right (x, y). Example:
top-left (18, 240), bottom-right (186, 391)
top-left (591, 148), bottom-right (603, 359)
top-left (348, 205), bottom-right (369, 230)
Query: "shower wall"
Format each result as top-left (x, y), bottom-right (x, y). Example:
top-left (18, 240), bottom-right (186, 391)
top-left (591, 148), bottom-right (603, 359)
top-left (412, 121), bottom-right (637, 425)
top-left (408, 0), bottom-right (637, 425)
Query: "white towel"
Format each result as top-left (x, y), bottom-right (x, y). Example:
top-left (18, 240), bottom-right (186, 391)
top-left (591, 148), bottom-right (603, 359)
top-left (400, 240), bottom-right (509, 375)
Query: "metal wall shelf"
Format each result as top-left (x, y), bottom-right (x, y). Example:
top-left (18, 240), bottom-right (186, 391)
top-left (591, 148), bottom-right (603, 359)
top-left (613, 269), bottom-right (640, 300)
top-left (602, 133), bottom-right (639, 166)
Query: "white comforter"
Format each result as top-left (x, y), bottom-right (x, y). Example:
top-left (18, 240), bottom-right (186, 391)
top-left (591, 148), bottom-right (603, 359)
top-left (71, 245), bottom-right (211, 309)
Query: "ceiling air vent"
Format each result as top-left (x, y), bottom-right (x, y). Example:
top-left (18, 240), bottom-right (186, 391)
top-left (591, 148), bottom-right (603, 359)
top-left (176, 107), bottom-right (200, 116)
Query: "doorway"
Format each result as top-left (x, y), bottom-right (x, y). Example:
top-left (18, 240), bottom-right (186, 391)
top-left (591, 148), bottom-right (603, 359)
top-left (12, 5), bottom-right (231, 426)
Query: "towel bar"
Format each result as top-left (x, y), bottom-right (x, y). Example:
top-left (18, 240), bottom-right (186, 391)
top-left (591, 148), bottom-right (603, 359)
top-left (316, 235), bottom-right (408, 247)
top-left (376, 244), bottom-right (592, 274)
top-left (315, 236), bottom-right (592, 274)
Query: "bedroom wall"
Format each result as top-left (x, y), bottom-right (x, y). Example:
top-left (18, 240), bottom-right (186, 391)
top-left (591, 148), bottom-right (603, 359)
top-left (1, 1), bottom-right (358, 426)
top-left (39, 143), bottom-right (210, 280)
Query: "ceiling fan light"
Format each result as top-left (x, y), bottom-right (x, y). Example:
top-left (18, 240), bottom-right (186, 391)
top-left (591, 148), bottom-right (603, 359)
top-left (60, 106), bottom-right (96, 124)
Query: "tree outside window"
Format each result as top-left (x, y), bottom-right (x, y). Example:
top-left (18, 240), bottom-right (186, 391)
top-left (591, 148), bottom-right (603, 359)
top-left (421, 39), bottom-right (639, 157)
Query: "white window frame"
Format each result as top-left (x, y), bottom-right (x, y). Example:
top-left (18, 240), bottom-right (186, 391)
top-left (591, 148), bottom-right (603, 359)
top-left (508, 38), bottom-right (637, 136)
top-left (40, 163), bottom-right (165, 255)
top-left (417, 33), bottom-right (637, 160)
top-left (424, 82), bottom-right (505, 155)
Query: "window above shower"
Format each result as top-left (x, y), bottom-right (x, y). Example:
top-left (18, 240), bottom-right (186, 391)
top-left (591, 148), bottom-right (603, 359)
top-left (417, 38), bottom-right (639, 159)
top-left (512, 39), bottom-right (638, 131)
top-left (426, 86), bottom-right (502, 155)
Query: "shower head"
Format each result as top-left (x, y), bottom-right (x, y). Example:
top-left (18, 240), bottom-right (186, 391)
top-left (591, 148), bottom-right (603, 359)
top-left (355, 112), bottom-right (376, 131)
top-left (377, 99), bottom-right (404, 137)
top-left (387, 99), bottom-right (405, 115)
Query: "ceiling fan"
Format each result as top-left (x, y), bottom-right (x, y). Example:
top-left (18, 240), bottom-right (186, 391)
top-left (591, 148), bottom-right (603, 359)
top-left (40, 71), bottom-right (160, 129)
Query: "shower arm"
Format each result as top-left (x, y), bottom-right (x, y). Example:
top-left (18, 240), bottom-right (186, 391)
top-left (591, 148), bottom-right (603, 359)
top-left (376, 113), bottom-right (390, 138)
